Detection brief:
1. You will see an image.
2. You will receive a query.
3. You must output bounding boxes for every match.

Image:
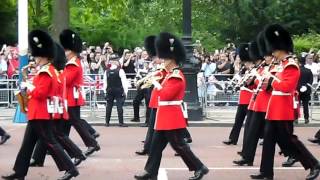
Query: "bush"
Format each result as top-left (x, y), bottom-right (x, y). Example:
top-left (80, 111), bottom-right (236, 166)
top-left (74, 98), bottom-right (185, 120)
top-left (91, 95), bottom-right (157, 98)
top-left (293, 31), bottom-right (320, 54)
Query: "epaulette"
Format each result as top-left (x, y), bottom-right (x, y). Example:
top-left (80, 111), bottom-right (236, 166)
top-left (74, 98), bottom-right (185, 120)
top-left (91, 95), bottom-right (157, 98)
top-left (167, 69), bottom-right (183, 80)
top-left (54, 69), bottom-right (61, 83)
top-left (38, 65), bottom-right (52, 77)
top-left (284, 57), bottom-right (299, 69)
top-left (66, 57), bottom-right (79, 67)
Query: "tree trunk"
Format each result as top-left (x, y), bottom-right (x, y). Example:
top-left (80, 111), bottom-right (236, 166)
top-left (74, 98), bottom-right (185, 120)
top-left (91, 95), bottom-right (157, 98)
top-left (51, 0), bottom-right (69, 41)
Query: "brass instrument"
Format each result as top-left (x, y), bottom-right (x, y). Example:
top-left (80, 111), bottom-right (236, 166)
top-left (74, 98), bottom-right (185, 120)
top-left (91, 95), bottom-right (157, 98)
top-left (15, 62), bottom-right (35, 113)
top-left (136, 70), bottom-right (164, 90)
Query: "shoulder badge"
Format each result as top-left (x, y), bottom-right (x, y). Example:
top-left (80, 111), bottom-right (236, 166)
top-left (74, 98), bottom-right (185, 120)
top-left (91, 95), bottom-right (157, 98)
top-left (66, 57), bottom-right (79, 67)
top-left (167, 69), bottom-right (183, 80)
top-left (38, 65), bottom-right (52, 77)
top-left (284, 58), bottom-right (299, 69)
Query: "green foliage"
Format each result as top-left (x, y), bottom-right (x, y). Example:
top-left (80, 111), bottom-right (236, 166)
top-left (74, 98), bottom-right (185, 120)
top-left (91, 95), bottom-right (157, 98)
top-left (293, 32), bottom-right (320, 54)
top-left (0, 0), bottom-right (17, 45)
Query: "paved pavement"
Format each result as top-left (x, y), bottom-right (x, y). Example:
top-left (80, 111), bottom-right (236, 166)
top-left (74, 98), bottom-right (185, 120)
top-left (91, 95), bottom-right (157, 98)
top-left (0, 122), bottom-right (320, 180)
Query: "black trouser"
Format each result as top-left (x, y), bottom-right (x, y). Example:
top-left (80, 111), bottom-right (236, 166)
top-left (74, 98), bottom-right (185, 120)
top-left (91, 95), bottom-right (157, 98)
top-left (143, 108), bottom-right (156, 152)
top-left (66, 106), bottom-right (97, 147)
top-left (32, 120), bottom-right (84, 165)
top-left (133, 88), bottom-right (151, 124)
top-left (240, 110), bottom-right (253, 154)
top-left (242, 111), bottom-right (265, 163)
top-left (300, 95), bottom-right (310, 120)
top-left (80, 118), bottom-right (96, 135)
top-left (105, 88), bottom-right (125, 124)
top-left (144, 129), bottom-right (204, 176)
top-left (260, 120), bottom-right (318, 177)
top-left (0, 126), bottom-right (6, 136)
top-left (315, 129), bottom-right (320, 139)
top-left (228, 104), bottom-right (248, 144)
top-left (13, 121), bottom-right (75, 176)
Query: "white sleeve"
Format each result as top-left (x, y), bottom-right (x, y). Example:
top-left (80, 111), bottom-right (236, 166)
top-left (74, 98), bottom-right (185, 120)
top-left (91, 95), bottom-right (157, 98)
top-left (119, 69), bottom-right (128, 95)
top-left (103, 71), bottom-right (107, 93)
top-left (1, 60), bottom-right (7, 72)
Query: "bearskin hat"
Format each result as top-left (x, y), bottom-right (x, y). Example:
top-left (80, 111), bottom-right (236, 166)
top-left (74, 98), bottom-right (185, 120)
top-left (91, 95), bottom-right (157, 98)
top-left (264, 24), bottom-right (293, 53)
top-left (59, 29), bottom-right (83, 53)
top-left (256, 31), bottom-right (270, 57)
top-left (144, 35), bottom-right (156, 57)
top-left (238, 43), bottom-right (251, 62)
top-left (28, 30), bottom-right (55, 59)
top-left (155, 32), bottom-right (186, 64)
top-left (249, 41), bottom-right (263, 62)
top-left (53, 43), bottom-right (67, 71)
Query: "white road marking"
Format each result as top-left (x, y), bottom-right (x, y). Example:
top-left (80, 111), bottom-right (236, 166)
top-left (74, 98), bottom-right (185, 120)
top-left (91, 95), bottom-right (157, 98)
top-left (162, 167), bottom-right (304, 170)
top-left (158, 168), bottom-right (168, 180)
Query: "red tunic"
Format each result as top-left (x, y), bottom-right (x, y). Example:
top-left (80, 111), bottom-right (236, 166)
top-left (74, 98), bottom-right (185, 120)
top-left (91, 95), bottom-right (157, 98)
top-left (253, 66), bottom-right (272, 112)
top-left (266, 58), bottom-right (300, 121)
top-left (238, 87), bottom-right (253, 105)
top-left (148, 69), bottom-right (167, 108)
top-left (154, 69), bottom-right (187, 130)
top-left (53, 71), bottom-right (69, 120)
top-left (27, 64), bottom-right (57, 120)
top-left (63, 57), bottom-right (85, 107)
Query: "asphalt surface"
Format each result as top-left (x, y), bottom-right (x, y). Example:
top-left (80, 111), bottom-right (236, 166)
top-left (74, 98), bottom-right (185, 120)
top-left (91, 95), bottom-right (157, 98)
top-left (1, 122), bottom-right (320, 180)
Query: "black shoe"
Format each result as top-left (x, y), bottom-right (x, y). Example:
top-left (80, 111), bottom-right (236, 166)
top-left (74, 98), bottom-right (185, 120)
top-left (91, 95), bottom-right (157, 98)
top-left (131, 118), bottom-right (140, 122)
top-left (74, 154), bottom-right (86, 166)
top-left (134, 171), bottom-right (157, 180)
top-left (135, 149), bottom-right (148, 156)
top-left (92, 132), bottom-right (100, 139)
top-left (184, 137), bottom-right (193, 144)
top-left (308, 138), bottom-right (320, 144)
top-left (0, 134), bottom-right (11, 145)
top-left (189, 166), bottom-right (209, 180)
top-left (306, 165), bottom-right (320, 180)
top-left (305, 119), bottom-right (310, 124)
top-left (84, 144), bottom-right (100, 156)
top-left (57, 169), bottom-right (79, 180)
top-left (223, 139), bottom-right (236, 145)
top-left (233, 159), bottom-right (253, 166)
top-left (237, 151), bottom-right (243, 156)
top-left (105, 123), bottom-right (110, 127)
top-left (174, 153), bottom-right (180, 156)
top-left (29, 159), bottom-right (43, 167)
top-left (119, 123), bottom-right (128, 127)
top-left (282, 157), bottom-right (298, 167)
top-left (2, 172), bottom-right (25, 180)
top-left (250, 173), bottom-right (273, 179)
top-left (259, 141), bottom-right (263, 146)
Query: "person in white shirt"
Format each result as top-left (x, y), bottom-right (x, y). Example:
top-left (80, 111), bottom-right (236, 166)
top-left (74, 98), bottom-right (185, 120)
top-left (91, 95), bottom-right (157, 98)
top-left (304, 53), bottom-right (320, 84)
top-left (103, 55), bottom-right (128, 127)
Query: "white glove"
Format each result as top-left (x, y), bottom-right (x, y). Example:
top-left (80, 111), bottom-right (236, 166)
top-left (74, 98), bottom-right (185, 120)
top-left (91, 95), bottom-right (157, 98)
top-left (152, 79), bottom-right (162, 90)
top-left (300, 86), bottom-right (307, 93)
top-left (21, 82), bottom-right (35, 92)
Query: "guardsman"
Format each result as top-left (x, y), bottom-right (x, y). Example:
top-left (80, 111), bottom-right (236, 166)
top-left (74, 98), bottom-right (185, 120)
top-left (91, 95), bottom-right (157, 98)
top-left (0, 126), bottom-right (10, 145)
top-left (103, 54), bottom-right (128, 127)
top-left (2, 30), bottom-right (78, 180)
top-left (29, 43), bottom-right (86, 168)
top-left (234, 35), bottom-right (274, 166)
top-left (223, 43), bottom-right (254, 145)
top-left (134, 32), bottom-right (208, 180)
top-left (60, 29), bottom-right (100, 156)
top-left (250, 24), bottom-right (320, 180)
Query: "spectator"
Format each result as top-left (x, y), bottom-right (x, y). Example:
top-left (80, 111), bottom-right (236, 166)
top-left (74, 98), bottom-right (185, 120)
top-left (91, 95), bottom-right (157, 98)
top-left (7, 47), bottom-right (19, 79)
top-left (215, 53), bottom-right (231, 81)
top-left (123, 52), bottom-right (137, 79)
top-left (201, 54), bottom-right (216, 78)
top-left (304, 53), bottom-right (320, 84)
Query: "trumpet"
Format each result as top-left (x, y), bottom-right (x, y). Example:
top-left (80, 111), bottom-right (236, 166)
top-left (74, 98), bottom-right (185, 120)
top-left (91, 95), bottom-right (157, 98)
top-left (15, 62), bottom-right (36, 113)
top-left (136, 70), bottom-right (164, 90)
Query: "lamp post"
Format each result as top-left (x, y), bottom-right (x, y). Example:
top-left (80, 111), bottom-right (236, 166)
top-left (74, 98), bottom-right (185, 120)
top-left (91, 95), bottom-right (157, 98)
top-left (182, 0), bottom-right (203, 121)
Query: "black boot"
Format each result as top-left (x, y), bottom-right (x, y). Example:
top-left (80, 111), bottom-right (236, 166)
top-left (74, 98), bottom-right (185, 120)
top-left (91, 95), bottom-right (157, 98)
top-left (84, 144), bottom-right (101, 156)
top-left (189, 166), bottom-right (209, 180)
top-left (57, 169), bottom-right (79, 180)
top-left (135, 149), bottom-right (148, 156)
top-left (282, 157), bottom-right (297, 167)
top-left (74, 154), bottom-right (87, 166)
top-left (0, 134), bottom-right (11, 145)
top-left (222, 139), bottom-right (236, 145)
top-left (2, 172), bottom-right (25, 180)
top-left (306, 165), bottom-right (320, 180)
top-left (250, 173), bottom-right (273, 179)
top-left (233, 158), bottom-right (253, 166)
top-left (308, 138), bottom-right (320, 144)
top-left (134, 171), bottom-right (157, 180)
top-left (29, 159), bottom-right (44, 167)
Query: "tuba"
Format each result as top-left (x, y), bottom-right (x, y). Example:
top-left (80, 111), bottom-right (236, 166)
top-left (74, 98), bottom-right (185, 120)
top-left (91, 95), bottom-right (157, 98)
top-left (15, 62), bottom-right (35, 113)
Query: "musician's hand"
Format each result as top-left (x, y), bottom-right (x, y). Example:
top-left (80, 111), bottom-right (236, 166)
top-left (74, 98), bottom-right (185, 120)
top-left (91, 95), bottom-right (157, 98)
top-left (152, 79), bottom-right (162, 90)
top-left (21, 82), bottom-right (35, 91)
top-left (261, 77), bottom-right (273, 91)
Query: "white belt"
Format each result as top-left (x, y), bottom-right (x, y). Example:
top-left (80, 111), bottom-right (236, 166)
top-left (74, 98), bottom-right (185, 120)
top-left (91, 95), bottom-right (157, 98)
top-left (240, 87), bottom-right (253, 93)
top-left (272, 91), bottom-right (291, 96)
top-left (158, 100), bottom-right (183, 106)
